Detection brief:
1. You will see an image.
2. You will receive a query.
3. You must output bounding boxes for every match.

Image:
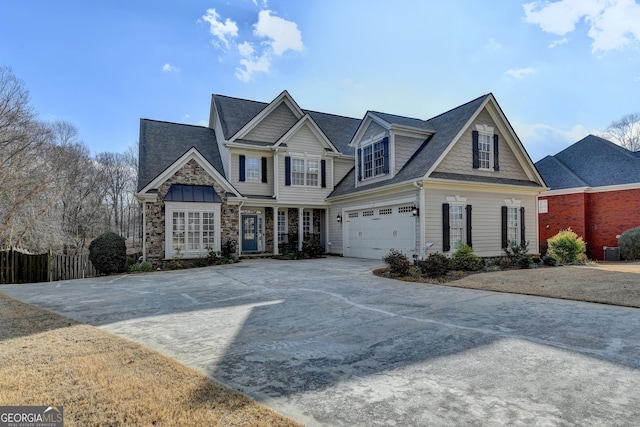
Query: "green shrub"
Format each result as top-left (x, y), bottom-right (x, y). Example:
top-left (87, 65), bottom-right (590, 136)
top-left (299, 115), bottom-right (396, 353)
top-left (302, 239), bottom-right (324, 258)
top-left (503, 240), bottom-right (532, 269)
top-left (619, 226), bottom-right (640, 260)
top-left (220, 239), bottom-right (237, 260)
top-left (542, 254), bottom-right (558, 266)
top-left (383, 249), bottom-right (411, 276)
top-left (451, 244), bottom-right (483, 271)
top-left (416, 252), bottom-right (450, 278)
top-left (89, 232), bottom-right (127, 275)
top-left (128, 261), bottom-right (153, 273)
top-left (546, 229), bottom-right (586, 264)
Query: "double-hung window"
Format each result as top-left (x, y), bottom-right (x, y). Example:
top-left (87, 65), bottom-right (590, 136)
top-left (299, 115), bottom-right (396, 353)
top-left (291, 158), bottom-right (320, 187)
top-left (449, 205), bottom-right (464, 250)
top-left (478, 134), bottom-right (492, 169)
top-left (303, 211), bottom-right (311, 239)
top-left (246, 157), bottom-right (260, 182)
top-left (507, 207), bottom-right (519, 243)
top-left (278, 210), bottom-right (287, 243)
top-left (362, 139), bottom-right (386, 179)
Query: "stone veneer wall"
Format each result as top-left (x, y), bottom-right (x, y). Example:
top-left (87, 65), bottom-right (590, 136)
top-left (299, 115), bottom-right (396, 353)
top-left (144, 159), bottom-right (239, 267)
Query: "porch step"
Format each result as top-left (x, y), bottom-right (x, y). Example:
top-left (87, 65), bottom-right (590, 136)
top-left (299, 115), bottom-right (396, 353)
top-left (239, 253), bottom-right (275, 260)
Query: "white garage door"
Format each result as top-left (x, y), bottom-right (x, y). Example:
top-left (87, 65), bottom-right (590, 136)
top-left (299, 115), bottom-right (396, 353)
top-left (345, 204), bottom-right (416, 259)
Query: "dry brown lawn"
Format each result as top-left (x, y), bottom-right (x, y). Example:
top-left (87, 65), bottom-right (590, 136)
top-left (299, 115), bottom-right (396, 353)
top-left (0, 293), bottom-right (301, 427)
top-left (442, 262), bottom-right (640, 308)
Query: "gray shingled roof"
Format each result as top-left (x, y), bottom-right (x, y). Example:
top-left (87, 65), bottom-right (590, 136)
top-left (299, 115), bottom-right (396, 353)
top-left (535, 134), bottom-right (640, 190)
top-left (369, 111), bottom-right (436, 133)
top-left (137, 119), bottom-right (225, 191)
top-left (330, 94), bottom-right (508, 198)
top-left (212, 94), bottom-right (360, 156)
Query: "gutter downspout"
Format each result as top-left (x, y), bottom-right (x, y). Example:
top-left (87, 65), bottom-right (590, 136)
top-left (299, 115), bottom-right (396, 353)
top-left (414, 181), bottom-right (426, 260)
top-left (238, 200), bottom-right (245, 258)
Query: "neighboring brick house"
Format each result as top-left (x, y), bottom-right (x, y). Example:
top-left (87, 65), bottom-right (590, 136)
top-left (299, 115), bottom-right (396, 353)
top-left (535, 135), bottom-right (640, 260)
top-left (136, 90), bottom-right (546, 266)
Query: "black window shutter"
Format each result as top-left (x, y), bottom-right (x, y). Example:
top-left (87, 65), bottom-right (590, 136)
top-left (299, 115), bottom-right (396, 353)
top-left (520, 206), bottom-right (526, 243)
top-left (285, 156), bottom-right (291, 186)
top-left (501, 206), bottom-right (508, 249)
top-left (357, 148), bottom-right (362, 181)
top-left (472, 130), bottom-right (479, 169)
top-left (466, 205), bottom-right (472, 247)
top-left (261, 157), bottom-right (267, 183)
top-left (442, 203), bottom-right (450, 252)
top-left (382, 136), bottom-right (390, 174)
top-left (321, 159), bottom-right (326, 188)
top-left (239, 155), bottom-right (246, 182)
top-left (493, 134), bottom-right (500, 171)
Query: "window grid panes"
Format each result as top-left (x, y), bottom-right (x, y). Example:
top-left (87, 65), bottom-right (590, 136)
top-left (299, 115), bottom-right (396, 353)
top-left (246, 157), bottom-right (260, 182)
top-left (278, 211), bottom-right (287, 243)
top-left (450, 205), bottom-right (464, 250)
top-left (303, 211), bottom-right (311, 237)
top-left (187, 212), bottom-right (201, 250)
top-left (479, 134), bottom-right (491, 169)
top-left (202, 212), bottom-right (215, 249)
top-left (373, 141), bottom-right (385, 175)
top-left (362, 141), bottom-right (386, 179)
top-left (307, 160), bottom-right (319, 187)
top-left (172, 212), bottom-right (185, 250)
top-left (292, 158), bottom-right (305, 186)
top-left (508, 207), bottom-right (519, 243)
top-left (363, 145), bottom-right (373, 179)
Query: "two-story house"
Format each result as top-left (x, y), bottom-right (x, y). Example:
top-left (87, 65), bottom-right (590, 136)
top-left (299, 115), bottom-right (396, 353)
top-left (136, 90), bottom-right (546, 265)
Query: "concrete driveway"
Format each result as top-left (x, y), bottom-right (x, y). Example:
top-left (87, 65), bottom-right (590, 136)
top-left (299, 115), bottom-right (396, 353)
top-left (3, 257), bottom-right (640, 426)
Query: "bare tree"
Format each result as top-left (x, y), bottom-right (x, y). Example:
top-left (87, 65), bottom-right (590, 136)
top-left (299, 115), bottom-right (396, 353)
top-left (605, 113), bottom-right (640, 152)
top-left (96, 151), bottom-right (137, 236)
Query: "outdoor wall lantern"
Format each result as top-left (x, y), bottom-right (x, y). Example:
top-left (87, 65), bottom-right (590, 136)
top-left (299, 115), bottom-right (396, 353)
top-left (411, 205), bottom-right (419, 217)
top-left (336, 214), bottom-right (342, 223)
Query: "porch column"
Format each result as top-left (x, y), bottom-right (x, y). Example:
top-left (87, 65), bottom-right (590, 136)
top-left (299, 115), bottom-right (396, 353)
top-left (273, 207), bottom-right (279, 255)
top-left (298, 207), bottom-right (304, 251)
top-left (141, 201), bottom-right (147, 261)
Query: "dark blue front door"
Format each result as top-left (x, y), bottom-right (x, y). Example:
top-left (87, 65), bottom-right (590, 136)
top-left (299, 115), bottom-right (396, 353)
top-left (242, 215), bottom-right (258, 251)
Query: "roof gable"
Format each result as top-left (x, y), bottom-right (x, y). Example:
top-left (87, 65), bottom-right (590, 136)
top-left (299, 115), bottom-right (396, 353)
top-left (274, 114), bottom-right (339, 152)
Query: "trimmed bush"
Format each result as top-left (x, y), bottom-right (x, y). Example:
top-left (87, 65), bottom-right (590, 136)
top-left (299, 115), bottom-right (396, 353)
top-left (619, 226), bottom-right (640, 260)
top-left (451, 244), bottom-right (483, 271)
top-left (129, 261), bottom-right (153, 273)
top-left (302, 239), bottom-right (325, 258)
top-left (503, 240), bottom-right (532, 269)
top-left (383, 249), bottom-right (411, 276)
top-left (546, 229), bottom-right (586, 264)
top-left (416, 252), bottom-right (450, 278)
top-left (89, 232), bottom-right (126, 275)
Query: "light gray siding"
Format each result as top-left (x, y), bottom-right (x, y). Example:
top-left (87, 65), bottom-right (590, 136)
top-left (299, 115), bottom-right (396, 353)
top-left (244, 103), bottom-right (298, 143)
top-left (395, 134), bottom-right (425, 172)
top-left (423, 187), bottom-right (538, 258)
top-left (362, 120), bottom-right (386, 141)
top-left (333, 157), bottom-right (354, 186)
top-left (213, 115), bottom-right (231, 178)
top-left (230, 152), bottom-right (274, 197)
top-left (434, 108), bottom-right (530, 181)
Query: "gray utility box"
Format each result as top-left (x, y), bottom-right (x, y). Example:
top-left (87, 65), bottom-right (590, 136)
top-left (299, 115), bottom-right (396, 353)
top-left (603, 246), bottom-right (620, 261)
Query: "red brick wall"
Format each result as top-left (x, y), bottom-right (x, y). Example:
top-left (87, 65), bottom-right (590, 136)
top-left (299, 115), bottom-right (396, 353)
top-left (539, 188), bottom-right (640, 260)
top-left (538, 193), bottom-right (587, 255)
top-left (587, 189), bottom-right (640, 260)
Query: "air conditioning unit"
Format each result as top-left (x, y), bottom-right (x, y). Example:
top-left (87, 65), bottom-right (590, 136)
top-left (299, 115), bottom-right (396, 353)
top-left (603, 246), bottom-right (620, 261)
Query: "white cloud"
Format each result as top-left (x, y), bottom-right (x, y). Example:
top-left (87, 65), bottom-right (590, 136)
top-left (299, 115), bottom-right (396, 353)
top-left (517, 122), bottom-right (589, 161)
top-left (505, 67), bottom-right (537, 79)
top-left (523, 0), bottom-right (640, 52)
top-left (237, 41), bottom-right (255, 58)
top-left (162, 63), bottom-right (180, 73)
top-left (254, 10), bottom-right (304, 56)
top-left (236, 53), bottom-right (271, 82)
top-left (201, 8), bottom-right (304, 82)
top-left (549, 38), bottom-right (569, 48)
top-left (201, 8), bottom-right (238, 49)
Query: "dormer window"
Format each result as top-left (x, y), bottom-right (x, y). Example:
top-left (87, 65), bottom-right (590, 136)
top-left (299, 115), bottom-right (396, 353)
top-left (358, 136), bottom-right (389, 181)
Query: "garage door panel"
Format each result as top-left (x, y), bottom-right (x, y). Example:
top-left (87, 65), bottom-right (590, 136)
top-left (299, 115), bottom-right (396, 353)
top-left (346, 204), bottom-right (416, 259)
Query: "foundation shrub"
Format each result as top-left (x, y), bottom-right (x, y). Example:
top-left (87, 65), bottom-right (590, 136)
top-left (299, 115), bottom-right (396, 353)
top-left (451, 244), bottom-right (483, 271)
top-left (546, 229), bottom-right (586, 264)
top-left (416, 253), bottom-right (450, 278)
top-left (383, 249), bottom-right (411, 276)
top-left (503, 240), bottom-right (532, 269)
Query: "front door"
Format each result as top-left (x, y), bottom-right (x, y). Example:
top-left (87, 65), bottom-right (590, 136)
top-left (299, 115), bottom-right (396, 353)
top-left (242, 215), bottom-right (258, 251)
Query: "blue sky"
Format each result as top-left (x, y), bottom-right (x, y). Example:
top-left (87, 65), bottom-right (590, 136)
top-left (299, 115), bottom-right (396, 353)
top-left (2, 0), bottom-right (640, 162)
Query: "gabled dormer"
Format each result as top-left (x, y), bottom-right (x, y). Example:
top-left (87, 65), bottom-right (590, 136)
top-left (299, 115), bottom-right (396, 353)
top-left (349, 111), bottom-right (434, 187)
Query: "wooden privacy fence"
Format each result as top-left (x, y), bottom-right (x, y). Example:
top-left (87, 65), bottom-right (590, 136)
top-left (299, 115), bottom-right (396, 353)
top-left (0, 248), bottom-right (98, 284)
